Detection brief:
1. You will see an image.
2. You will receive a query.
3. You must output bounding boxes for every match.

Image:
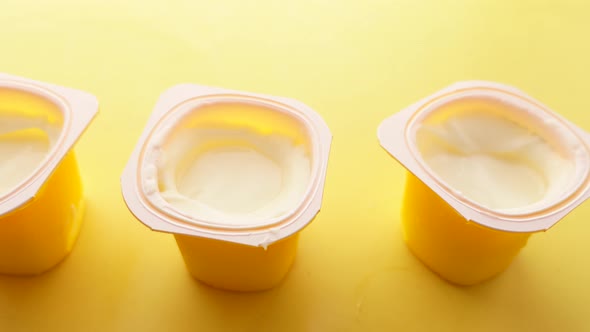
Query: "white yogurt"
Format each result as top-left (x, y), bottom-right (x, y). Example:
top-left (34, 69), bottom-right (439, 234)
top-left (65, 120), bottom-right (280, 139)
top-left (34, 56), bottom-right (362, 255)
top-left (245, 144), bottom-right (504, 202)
top-left (153, 127), bottom-right (311, 226)
top-left (417, 111), bottom-right (575, 213)
top-left (0, 115), bottom-right (59, 197)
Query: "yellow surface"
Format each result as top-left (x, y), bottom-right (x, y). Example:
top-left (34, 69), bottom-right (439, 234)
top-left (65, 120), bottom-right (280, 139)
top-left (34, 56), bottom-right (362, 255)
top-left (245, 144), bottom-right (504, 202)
top-left (1, 0), bottom-right (589, 331)
top-left (402, 174), bottom-right (531, 286)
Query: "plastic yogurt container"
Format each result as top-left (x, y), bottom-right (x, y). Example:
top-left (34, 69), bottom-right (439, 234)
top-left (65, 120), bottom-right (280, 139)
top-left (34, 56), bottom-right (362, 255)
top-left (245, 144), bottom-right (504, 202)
top-left (378, 81), bottom-right (590, 285)
top-left (0, 73), bottom-right (98, 275)
top-left (122, 84), bottom-right (332, 291)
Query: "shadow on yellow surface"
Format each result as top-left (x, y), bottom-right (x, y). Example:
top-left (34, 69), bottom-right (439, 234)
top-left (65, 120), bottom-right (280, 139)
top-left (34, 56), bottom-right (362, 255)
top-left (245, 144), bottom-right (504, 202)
top-left (0, 236), bottom-right (578, 332)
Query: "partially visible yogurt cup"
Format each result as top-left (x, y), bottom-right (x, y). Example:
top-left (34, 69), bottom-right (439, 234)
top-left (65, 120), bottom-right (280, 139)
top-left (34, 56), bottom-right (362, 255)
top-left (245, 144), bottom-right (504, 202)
top-left (378, 81), bottom-right (590, 285)
top-left (0, 73), bottom-right (98, 275)
top-left (121, 84), bottom-right (332, 292)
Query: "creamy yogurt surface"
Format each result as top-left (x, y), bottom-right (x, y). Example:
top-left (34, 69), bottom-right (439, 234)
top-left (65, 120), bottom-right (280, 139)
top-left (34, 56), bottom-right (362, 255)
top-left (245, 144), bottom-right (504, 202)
top-left (150, 127), bottom-right (311, 226)
top-left (0, 115), bottom-right (59, 197)
top-left (416, 111), bottom-right (575, 213)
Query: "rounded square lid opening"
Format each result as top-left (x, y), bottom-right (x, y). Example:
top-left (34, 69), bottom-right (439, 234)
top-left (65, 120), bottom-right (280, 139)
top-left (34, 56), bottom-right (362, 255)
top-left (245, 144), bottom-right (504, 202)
top-left (407, 90), bottom-right (590, 218)
top-left (138, 96), bottom-right (322, 231)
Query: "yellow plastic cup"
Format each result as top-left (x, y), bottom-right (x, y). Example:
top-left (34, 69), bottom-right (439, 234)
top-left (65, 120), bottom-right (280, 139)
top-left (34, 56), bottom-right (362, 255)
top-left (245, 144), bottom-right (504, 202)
top-left (379, 81), bottom-right (590, 285)
top-left (122, 84), bottom-right (331, 292)
top-left (0, 73), bottom-right (98, 276)
top-left (174, 234), bottom-right (299, 291)
top-left (401, 173), bottom-right (531, 285)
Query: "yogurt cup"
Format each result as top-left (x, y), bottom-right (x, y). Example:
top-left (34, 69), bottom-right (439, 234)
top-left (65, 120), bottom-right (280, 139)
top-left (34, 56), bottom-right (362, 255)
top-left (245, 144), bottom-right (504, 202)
top-left (0, 73), bottom-right (98, 275)
top-left (378, 81), bottom-right (590, 285)
top-left (121, 84), bottom-right (332, 292)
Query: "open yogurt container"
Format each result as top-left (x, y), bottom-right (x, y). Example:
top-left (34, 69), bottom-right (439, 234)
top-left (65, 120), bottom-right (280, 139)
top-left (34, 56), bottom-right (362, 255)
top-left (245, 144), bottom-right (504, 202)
top-left (378, 81), bottom-right (590, 285)
top-left (0, 73), bottom-right (98, 275)
top-left (121, 84), bottom-right (332, 292)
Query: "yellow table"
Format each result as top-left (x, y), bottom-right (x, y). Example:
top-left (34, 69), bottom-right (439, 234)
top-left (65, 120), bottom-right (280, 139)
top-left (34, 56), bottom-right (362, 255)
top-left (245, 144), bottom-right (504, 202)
top-left (1, 1), bottom-right (589, 331)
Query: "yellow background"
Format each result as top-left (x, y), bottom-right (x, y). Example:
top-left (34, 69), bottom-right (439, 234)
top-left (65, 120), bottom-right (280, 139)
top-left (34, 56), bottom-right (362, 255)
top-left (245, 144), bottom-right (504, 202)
top-left (1, 1), bottom-right (589, 331)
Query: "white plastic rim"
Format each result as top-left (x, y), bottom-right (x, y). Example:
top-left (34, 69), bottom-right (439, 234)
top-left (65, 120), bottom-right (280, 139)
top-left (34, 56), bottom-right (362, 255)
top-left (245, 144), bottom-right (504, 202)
top-left (140, 95), bottom-right (322, 230)
top-left (378, 81), bottom-right (590, 233)
top-left (0, 73), bottom-right (99, 216)
top-left (121, 84), bottom-right (332, 247)
top-left (406, 89), bottom-right (590, 216)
